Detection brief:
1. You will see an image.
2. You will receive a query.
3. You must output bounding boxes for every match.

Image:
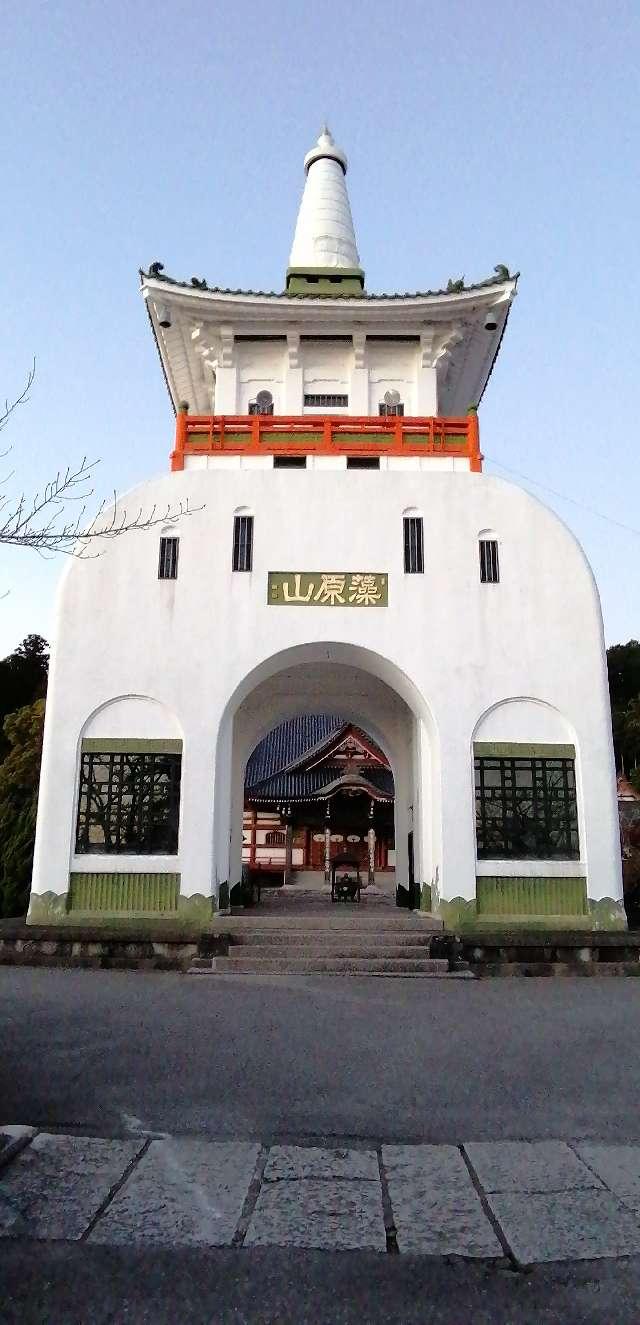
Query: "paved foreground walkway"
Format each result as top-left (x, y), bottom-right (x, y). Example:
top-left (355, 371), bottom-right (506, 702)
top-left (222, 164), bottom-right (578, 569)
top-left (3, 1130), bottom-right (640, 1268)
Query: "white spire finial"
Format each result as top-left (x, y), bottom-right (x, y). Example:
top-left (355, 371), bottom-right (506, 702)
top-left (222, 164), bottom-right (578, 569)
top-left (289, 128), bottom-right (360, 272)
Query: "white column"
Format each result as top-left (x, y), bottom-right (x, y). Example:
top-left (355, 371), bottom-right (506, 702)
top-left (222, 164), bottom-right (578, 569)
top-left (283, 334), bottom-right (303, 413)
top-left (214, 325), bottom-right (237, 413)
top-left (324, 804), bottom-right (332, 882)
top-left (350, 333), bottom-right (368, 414)
top-left (416, 337), bottom-right (438, 415)
top-left (367, 801), bottom-right (376, 884)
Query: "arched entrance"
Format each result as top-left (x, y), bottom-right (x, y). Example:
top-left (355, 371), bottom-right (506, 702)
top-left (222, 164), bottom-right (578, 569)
top-left (242, 715), bottom-right (396, 891)
top-left (213, 643), bottom-right (440, 907)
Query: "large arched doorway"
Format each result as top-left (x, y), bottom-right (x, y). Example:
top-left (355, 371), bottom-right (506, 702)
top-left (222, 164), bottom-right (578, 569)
top-left (242, 715), bottom-right (396, 892)
top-left (212, 643), bottom-right (441, 908)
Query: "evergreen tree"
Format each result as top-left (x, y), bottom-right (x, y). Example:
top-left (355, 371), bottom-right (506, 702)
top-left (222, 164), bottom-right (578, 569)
top-left (0, 634), bottom-right (48, 759)
top-left (0, 699), bottom-right (45, 917)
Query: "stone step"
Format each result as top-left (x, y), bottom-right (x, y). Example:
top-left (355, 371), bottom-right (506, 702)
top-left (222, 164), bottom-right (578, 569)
top-left (218, 917), bottom-right (442, 934)
top-left (203, 956), bottom-right (450, 976)
top-left (232, 932), bottom-right (434, 948)
top-left (228, 943), bottom-right (435, 959)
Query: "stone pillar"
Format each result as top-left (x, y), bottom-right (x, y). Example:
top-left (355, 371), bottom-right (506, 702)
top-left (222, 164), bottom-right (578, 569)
top-left (249, 808), bottom-right (257, 868)
top-left (324, 802), bottom-right (331, 883)
top-left (284, 807), bottom-right (293, 886)
top-left (367, 800), bottom-right (376, 885)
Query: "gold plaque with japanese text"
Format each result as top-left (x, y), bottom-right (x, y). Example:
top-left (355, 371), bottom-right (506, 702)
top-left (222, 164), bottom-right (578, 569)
top-left (268, 572), bottom-right (388, 607)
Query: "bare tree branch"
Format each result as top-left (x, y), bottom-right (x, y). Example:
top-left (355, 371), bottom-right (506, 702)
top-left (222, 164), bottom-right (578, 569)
top-left (0, 368), bottom-right (201, 558)
top-left (0, 360), bottom-right (35, 435)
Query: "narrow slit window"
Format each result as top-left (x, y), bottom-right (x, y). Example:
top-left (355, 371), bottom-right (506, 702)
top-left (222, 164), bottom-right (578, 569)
top-left (346, 456), bottom-right (380, 469)
top-left (404, 517), bottom-right (424, 573)
top-left (479, 539), bottom-right (499, 584)
top-left (158, 536), bottom-right (179, 580)
top-left (233, 515), bottom-right (254, 572)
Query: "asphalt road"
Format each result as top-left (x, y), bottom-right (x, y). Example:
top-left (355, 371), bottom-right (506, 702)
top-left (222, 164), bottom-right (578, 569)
top-left (2, 967), bottom-right (640, 1144)
top-left (3, 1242), bottom-right (640, 1325)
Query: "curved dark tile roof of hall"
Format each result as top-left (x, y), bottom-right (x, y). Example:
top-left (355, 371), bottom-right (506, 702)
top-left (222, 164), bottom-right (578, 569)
top-left (246, 715), bottom-right (344, 788)
top-left (139, 266), bottom-right (519, 299)
top-left (248, 766), bottom-right (395, 802)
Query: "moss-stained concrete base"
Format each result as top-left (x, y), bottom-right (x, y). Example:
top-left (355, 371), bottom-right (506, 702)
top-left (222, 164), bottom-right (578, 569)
top-left (27, 892), bottom-right (70, 924)
top-left (27, 885), bottom-right (217, 929)
top-left (438, 893), bottom-right (626, 933)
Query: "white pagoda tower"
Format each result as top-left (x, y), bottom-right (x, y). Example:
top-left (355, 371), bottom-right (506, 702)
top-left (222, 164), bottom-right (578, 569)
top-left (27, 129), bottom-right (623, 931)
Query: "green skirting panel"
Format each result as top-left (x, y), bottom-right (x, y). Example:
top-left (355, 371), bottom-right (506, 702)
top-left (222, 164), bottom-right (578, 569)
top-left (69, 872), bottom-right (180, 915)
top-left (476, 875), bottom-right (589, 919)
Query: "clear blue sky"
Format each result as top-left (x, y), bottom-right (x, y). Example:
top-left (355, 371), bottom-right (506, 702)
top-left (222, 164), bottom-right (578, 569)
top-left (2, 0), bottom-right (639, 655)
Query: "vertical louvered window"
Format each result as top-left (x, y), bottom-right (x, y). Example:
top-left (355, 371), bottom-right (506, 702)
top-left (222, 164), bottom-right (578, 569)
top-left (158, 536), bottom-right (179, 580)
top-left (233, 515), bottom-right (254, 572)
top-left (403, 517), bottom-right (424, 574)
top-left (479, 539), bottom-right (500, 584)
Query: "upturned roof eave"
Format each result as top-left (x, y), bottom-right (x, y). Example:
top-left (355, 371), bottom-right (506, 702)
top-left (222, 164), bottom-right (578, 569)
top-left (140, 269), bottom-right (518, 311)
top-left (140, 267), bottom-right (519, 414)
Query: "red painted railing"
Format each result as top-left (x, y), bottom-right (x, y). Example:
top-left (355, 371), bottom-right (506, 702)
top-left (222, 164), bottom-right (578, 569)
top-left (170, 409), bottom-right (481, 472)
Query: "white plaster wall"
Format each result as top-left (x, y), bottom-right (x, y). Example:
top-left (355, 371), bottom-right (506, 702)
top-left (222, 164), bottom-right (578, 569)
top-left (30, 469), bottom-right (622, 910)
top-left (236, 341), bottom-right (284, 413)
top-left (367, 341), bottom-right (416, 414)
top-left (302, 340), bottom-right (349, 402)
top-left (474, 699), bottom-right (574, 746)
top-left (82, 696), bottom-right (182, 740)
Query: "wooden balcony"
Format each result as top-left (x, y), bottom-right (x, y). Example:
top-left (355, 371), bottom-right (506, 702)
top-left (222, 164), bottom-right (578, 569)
top-left (170, 408), bottom-right (482, 472)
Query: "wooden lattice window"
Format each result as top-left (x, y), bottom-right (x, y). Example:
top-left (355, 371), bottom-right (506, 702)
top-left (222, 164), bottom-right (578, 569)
top-left (75, 751), bottom-right (181, 855)
top-left (475, 756), bottom-right (579, 859)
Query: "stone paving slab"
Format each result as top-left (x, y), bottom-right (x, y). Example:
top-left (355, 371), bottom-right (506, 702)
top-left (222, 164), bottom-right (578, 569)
top-left (487, 1189), bottom-right (640, 1266)
top-left (382, 1144), bottom-right (474, 1194)
top-left (89, 1140), bottom-right (260, 1247)
top-left (382, 1145), bottom-right (502, 1257)
top-left (574, 1144), bottom-right (640, 1196)
top-left (464, 1141), bottom-right (602, 1193)
top-left (390, 1183), bottom-right (503, 1257)
top-left (6, 1133), bottom-right (640, 1263)
top-left (0, 1134), bottom-right (143, 1240)
top-left (245, 1177), bottom-right (387, 1250)
top-left (264, 1145), bottom-right (379, 1182)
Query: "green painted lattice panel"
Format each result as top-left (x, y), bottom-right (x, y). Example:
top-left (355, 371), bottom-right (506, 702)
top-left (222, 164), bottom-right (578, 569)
top-left (69, 873), bottom-right (180, 914)
top-left (476, 876), bottom-right (588, 917)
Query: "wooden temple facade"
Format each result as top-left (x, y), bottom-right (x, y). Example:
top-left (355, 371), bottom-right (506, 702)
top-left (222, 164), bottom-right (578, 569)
top-left (243, 717), bottom-right (395, 882)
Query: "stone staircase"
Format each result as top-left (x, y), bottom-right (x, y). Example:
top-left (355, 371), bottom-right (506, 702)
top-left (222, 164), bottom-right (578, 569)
top-left (190, 911), bottom-right (453, 977)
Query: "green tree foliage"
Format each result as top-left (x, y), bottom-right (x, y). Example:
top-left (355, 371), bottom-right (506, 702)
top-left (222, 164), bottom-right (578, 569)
top-left (0, 634), bottom-right (48, 759)
top-left (0, 699), bottom-right (45, 917)
top-left (607, 641), bottom-right (640, 776)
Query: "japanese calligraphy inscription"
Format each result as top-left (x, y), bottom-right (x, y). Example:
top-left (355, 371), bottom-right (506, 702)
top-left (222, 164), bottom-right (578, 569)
top-left (268, 572), bottom-right (388, 607)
